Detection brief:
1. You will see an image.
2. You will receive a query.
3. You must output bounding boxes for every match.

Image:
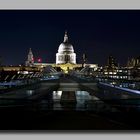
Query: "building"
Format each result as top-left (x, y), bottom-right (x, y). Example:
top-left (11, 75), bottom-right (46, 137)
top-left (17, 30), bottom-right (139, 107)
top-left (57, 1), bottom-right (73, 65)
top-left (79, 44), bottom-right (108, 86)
top-left (33, 31), bottom-right (98, 73)
top-left (25, 48), bottom-right (34, 67)
top-left (127, 56), bottom-right (140, 68)
top-left (107, 55), bottom-right (118, 69)
top-left (96, 55), bottom-right (140, 89)
top-left (56, 31), bottom-right (76, 64)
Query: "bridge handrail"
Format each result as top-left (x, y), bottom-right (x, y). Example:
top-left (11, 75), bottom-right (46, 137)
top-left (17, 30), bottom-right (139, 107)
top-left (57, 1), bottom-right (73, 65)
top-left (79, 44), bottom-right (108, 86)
top-left (99, 82), bottom-right (140, 95)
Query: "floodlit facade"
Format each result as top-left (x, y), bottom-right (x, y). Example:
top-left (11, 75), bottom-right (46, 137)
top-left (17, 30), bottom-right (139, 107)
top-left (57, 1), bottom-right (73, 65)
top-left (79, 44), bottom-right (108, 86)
top-left (25, 48), bottom-right (34, 66)
top-left (56, 31), bottom-right (76, 64)
top-left (33, 31), bottom-right (98, 73)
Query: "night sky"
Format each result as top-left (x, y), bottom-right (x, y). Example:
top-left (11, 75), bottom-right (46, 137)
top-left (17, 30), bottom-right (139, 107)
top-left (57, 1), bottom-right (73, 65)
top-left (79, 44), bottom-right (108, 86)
top-left (0, 10), bottom-right (140, 66)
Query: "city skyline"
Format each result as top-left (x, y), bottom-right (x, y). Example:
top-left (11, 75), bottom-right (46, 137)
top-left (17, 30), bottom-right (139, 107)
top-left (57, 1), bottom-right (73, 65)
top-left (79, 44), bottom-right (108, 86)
top-left (0, 10), bottom-right (140, 131)
top-left (0, 10), bottom-right (140, 66)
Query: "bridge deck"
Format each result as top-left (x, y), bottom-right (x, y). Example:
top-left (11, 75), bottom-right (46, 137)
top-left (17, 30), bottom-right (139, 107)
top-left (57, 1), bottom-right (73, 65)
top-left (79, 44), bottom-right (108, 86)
top-left (0, 76), bottom-right (139, 130)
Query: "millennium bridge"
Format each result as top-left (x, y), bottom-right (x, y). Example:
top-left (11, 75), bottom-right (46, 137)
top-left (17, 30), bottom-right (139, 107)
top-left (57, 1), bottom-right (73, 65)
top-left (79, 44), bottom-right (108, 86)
top-left (0, 65), bottom-right (140, 130)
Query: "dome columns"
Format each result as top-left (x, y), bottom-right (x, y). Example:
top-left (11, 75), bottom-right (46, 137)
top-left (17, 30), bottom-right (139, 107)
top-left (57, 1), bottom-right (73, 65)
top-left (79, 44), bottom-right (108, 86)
top-left (56, 53), bottom-right (76, 64)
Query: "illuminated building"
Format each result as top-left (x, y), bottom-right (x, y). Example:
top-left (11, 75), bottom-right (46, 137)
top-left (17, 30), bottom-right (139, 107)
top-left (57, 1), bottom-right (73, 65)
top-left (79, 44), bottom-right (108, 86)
top-left (97, 55), bottom-right (140, 88)
top-left (56, 31), bottom-right (76, 64)
top-left (127, 56), bottom-right (140, 68)
top-left (97, 55), bottom-right (131, 80)
top-left (25, 48), bottom-right (34, 67)
top-left (34, 31), bottom-right (98, 73)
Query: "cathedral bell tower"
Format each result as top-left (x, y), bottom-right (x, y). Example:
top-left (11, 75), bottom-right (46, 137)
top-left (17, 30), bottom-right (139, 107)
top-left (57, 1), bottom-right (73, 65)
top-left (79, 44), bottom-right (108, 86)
top-left (25, 48), bottom-right (34, 66)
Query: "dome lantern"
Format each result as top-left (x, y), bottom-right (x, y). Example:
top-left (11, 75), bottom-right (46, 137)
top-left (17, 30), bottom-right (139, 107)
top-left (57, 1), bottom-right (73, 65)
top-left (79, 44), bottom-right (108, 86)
top-left (63, 30), bottom-right (68, 43)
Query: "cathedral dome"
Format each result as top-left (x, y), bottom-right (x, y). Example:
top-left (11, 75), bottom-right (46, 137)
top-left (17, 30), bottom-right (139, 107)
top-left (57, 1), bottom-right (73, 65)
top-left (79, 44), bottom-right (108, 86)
top-left (58, 31), bottom-right (74, 53)
top-left (56, 31), bottom-right (76, 64)
top-left (58, 42), bottom-right (74, 53)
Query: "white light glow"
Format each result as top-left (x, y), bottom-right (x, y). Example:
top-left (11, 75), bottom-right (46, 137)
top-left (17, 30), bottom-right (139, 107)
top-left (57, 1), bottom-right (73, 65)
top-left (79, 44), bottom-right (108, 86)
top-left (53, 91), bottom-right (62, 100)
